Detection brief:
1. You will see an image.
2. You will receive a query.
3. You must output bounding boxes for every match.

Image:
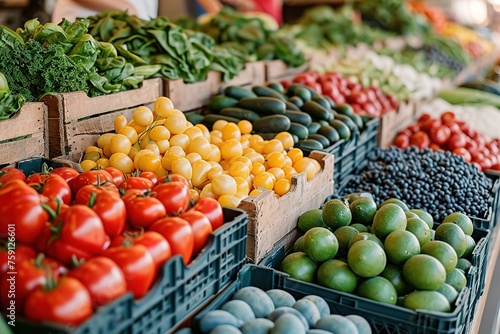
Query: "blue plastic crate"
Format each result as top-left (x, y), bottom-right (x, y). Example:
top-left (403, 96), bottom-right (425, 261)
top-left (4, 157), bottom-right (249, 334)
top-left (189, 264), bottom-right (470, 334)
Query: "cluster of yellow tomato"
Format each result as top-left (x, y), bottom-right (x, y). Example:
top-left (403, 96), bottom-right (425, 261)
top-left (80, 96), bottom-right (322, 208)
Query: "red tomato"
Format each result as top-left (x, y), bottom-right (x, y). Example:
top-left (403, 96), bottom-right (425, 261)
top-left (429, 125), bottom-right (451, 145)
top-left (305, 81), bottom-right (322, 95)
top-left (118, 177), bottom-right (154, 192)
top-left (191, 197), bottom-right (224, 231)
top-left (149, 217), bottom-right (194, 265)
top-left (24, 276), bottom-right (93, 325)
top-left (441, 111), bottom-right (456, 124)
top-left (123, 193), bottom-right (166, 229)
top-left (134, 231), bottom-right (171, 271)
top-left (281, 79), bottom-right (292, 89)
top-left (465, 138), bottom-right (479, 154)
top-left (85, 190), bottom-right (126, 238)
top-left (417, 113), bottom-right (432, 125)
top-left (74, 183), bottom-right (118, 205)
top-left (0, 242), bottom-right (36, 275)
top-left (156, 173), bottom-right (190, 188)
top-left (102, 244), bottom-right (155, 299)
top-left (50, 166), bottom-right (79, 184)
top-left (34, 222), bottom-right (52, 253)
top-left (67, 256), bottom-right (127, 308)
top-left (152, 182), bottom-right (190, 216)
top-left (393, 134), bottom-right (410, 149)
top-left (0, 167), bottom-right (26, 183)
top-left (410, 131), bottom-right (430, 149)
top-left (104, 167), bottom-right (126, 186)
top-left (420, 118), bottom-right (441, 132)
top-left (26, 173), bottom-right (72, 205)
top-left (46, 205), bottom-right (107, 266)
top-left (139, 172), bottom-right (158, 185)
top-left (480, 158), bottom-right (493, 170)
top-left (347, 91), bottom-right (368, 105)
top-left (453, 148), bottom-right (472, 163)
top-left (71, 170), bottom-right (114, 197)
top-left (407, 124), bottom-right (420, 133)
top-left (490, 163), bottom-right (500, 171)
top-left (0, 180), bottom-right (48, 244)
top-left (430, 143), bottom-right (443, 151)
top-left (447, 133), bottom-right (467, 151)
top-left (180, 211), bottom-right (213, 258)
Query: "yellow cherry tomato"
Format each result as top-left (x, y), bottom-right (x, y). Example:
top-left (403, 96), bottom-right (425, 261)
top-left (237, 120), bottom-right (252, 135)
top-left (190, 188), bottom-right (200, 203)
top-left (118, 126), bottom-right (139, 144)
top-left (169, 134), bottom-right (190, 151)
top-left (234, 176), bottom-right (250, 198)
top-left (239, 136), bottom-right (249, 150)
top-left (210, 129), bottom-right (223, 138)
top-left (191, 160), bottom-right (212, 188)
top-left (310, 158), bottom-right (322, 174)
top-left (207, 165), bottom-right (223, 180)
top-left (154, 165), bottom-right (169, 178)
top-left (274, 132), bottom-right (294, 150)
top-left (136, 151), bottom-right (162, 172)
top-left (109, 134), bottom-right (132, 155)
top-left (168, 146), bottom-right (186, 157)
top-left (144, 144), bottom-right (160, 158)
top-left (149, 125), bottom-right (171, 142)
top-left (230, 156), bottom-right (253, 170)
top-left (156, 139), bottom-right (170, 154)
top-left (80, 160), bottom-right (97, 171)
top-left (242, 147), bottom-right (255, 155)
top-left (221, 122), bottom-right (241, 141)
top-left (96, 158), bottom-right (110, 169)
top-left (195, 124), bottom-right (211, 140)
top-left (114, 115), bottom-right (128, 133)
top-left (186, 152), bottom-right (202, 165)
top-left (211, 174), bottom-right (237, 196)
top-left (253, 172), bottom-right (275, 190)
top-left (274, 178), bottom-right (291, 196)
top-left (133, 106), bottom-right (154, 127)
top-left (109, 153), bottom-right (135, 174)
top-left (282, 165), bottom-right (296, 175)
top-left (228, 161), bottom-right (250, 179)
top-left (171, 157), bottom-right (193, 181)
top-left (218, 195), bottom-right (241, 208)
top-left (248, 134), bottom-right (264, 147)
top-left (103, 145), bottom-right (112, 159)
top-left (85, 145), bottom-right (102, 154)
top-left (264, 139), bottom-right (284, 155)
top-left (183, 126), bottom-right (203, 141)
top-left (210, 135), bottom-right (224, 148)
top-left (161, 151), bottom-right (180, 170)
top-left (249, 188), bottom-right (261, 197)
top-left (187, 136), bottom-right (211, 160)
top-left (220, 139), bottom-right (243, 161)
top-left (283, 155), bottom-right (293, 167)
top-left (200, 183), bottom-right (218, 199)
top-left (287, 148), bottom-right (304, 164)
top-left (208, 144), bottom-right (221, 162)
top-left (128, 143), bottom-right (140, 160)
top-left (83, 151), bottom-right (101, 162)
top-left (285, 172), bottom-right (299, 182)
top-left (219, 160), bottom-right (230, 171)
top-left (245, 151), bottom-right (265, 164)
top-left (154, 97), bottom-right (175, 118)
top-left (251, 162), bottom-right (266, 176)
top-left (266, 151), bottom-right (285, 168)
top-left (252, 141), bottom-right (266, 154)
top-left (127, 121), bottom-right (147, 135)
top-left (97, 133), bottom-right (115, 149)
top-left (293, 158), bottom-right (316, 180)
top-left (212, 120), bottom-right (228, 132)
top-left (267, 167), bottom-right (285, 181)
top-left (164, 114), bottom-right (187, 135)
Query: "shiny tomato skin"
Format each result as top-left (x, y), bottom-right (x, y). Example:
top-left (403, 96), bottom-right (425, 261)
top-left (134, 231), bottom-right (171, 271)
top-left (191, 197), bottom-right (224, 231)
top-left (104, 167), bottom-right (126, 186)
top-left (71, 170), bottom-right (114, 197)
top-left (118, 177), bottom-right (154, 192)
top-left (393, 134), bottom-right (410, 149)
top-left (0, 243), bottom-right (36, 275)
top-left (123, 194), bottom-right (166, 229)
top-left (139, 171), bottom-right (158, 185)
top-left (410, 131), bottom-right (430, 149)
top-left (0, 167), bottom-right (26, 183)
top-left (429, 125), bottom-right (451, 145)
top-left (87, 190), bottom-right (126, 238)
top-left (152, 182), bottom-right (190, 216)
top-left (24, 277), bottom-right (93, 326)
top-left (180, 211), bottom-right (213, 258)
top-left (156, 173), bottom-right (190, 188)
top-left (149, 217), bottom-right (194, 265)
top-left (27, 173), bottom-right (72, 205)
top-left (50, 166), bottom-right (79, 184)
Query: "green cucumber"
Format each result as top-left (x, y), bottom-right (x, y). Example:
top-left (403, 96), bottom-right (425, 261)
top-left (220, 107), bottom-right (261, 122)
top-left (287, 84), bottom-right (318, 98)
top-left (329, 119), bottom-right (352, 141)
top-left (202, 114), bottom-right (241, 128)
top-left (294, 87), bottom-right (312, 102)
top-left (285, 101), bottom-right (301, 111)
top-left (258, 132), bottom-right (279, 140)
top-left (307, 134), bottom-right (330, 148)
top-left (295, 139), bottom-right (323, 151)
top-left (253, 115), bottom-right (291, 133)
top-left (318, 125), bottom-right (340, 145)
top-left (288, 96), bottom-right (304, 108)
top-left (267, 82), bottom-right (285, 94)
top-left (302, 100), bottom-right (331, 121)
top-left (224, 86), bottom-right (257, 100)
top-left (185, 112), bottom-right (204, 125)
top-left (252, 85), bottom-right (287, 101)
top-left (209, 94), bottom-right (239, 112)
top-left (333, 103), bottom-right (355, 117)
top-left (237, 97), bottom-right (286, 115)
top-left (288, 122), bottom-right (309, 140)
top-left (323, 95), bottom-right (336, 109)
top-left (307, 122), bottom-right (322, 134)
top-left (335, 114), bottom-right (360, 134)
top-left (284, 110), bottom-right (312, 126)
top-left (312, 96), bottom-right (332, 110)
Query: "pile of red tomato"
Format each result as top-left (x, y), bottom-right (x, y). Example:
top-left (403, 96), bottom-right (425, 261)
top-left (0, 164), bottom-right (223, 326)
top-left (283, 71), bottom-right (399, 117)
top-left (393, 111), bottom-right (500, 171)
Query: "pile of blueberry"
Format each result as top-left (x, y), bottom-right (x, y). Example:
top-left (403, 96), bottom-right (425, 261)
top-left (341, 147), bottom-right (494, 222)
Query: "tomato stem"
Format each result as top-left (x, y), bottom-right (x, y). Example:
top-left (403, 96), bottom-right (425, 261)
top-left (42, 267), bottom-right (57, 291)
top-left (71, 255), bottom-right (85, 268)
top-left (41, 203), bottom-right (58, 222)
top-left (87, 191), bottom-right (97, 209)
top-left (34, 253), bottom-right (46, 268)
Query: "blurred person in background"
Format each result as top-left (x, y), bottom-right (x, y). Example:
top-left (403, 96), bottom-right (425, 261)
top-left (195, 0), bottom-right (282, 24)
top-left (51, 0), bottom-right (158, 23)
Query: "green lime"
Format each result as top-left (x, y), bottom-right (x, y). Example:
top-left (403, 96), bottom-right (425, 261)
top-left (279, 252), bottom-right (317, 283)
top-left (446, 268), bottom-right (467, 292)
top-left (292, 235), bottom-right (305, 253)
top-left (456, 258), bottom-right (472, 273)
top-left (405, 211), bottom-right (420, 220)
top-left (371, 203), bottom-right (407, 241)
top-left (356, 276), bottom-right (397, 305)
top-left (303, 227), bottom-right (338, 262)
top-left (380, 263), bottom-right (414, 296)
top-left (384, 230), bottom-right (421, 265)
top-left (322, 199), bottom-right (352, 230)
top-left (298, 209), bottom-right (328, 233)
top-left (350, 197), bottom-right (377, 226)
top-left (442, 212), bottom-right (474, 236)
top-left (334, 226), bottom-right (359, 259)
top-left (379, 198), bottom-right (409, 211)
top-left (84, 151), bottom-right (101, 162)
top-left (403, 291), bottom-right (450, 312)
top-left (347, 240), bottom-right (386, 278)
top-left (406, 217), bottom-right (431, 246)
top-left (409, 209), bottom-right (434, 229)
top-left (317, 259), bottom-right (358, 293)
top-left (435, 223), bottom-right (467, 258)
top-left (348, 232), bottom-right (384, 250)
top-left (462, 235), bottom-right (476, 259)
top-left (430, 229), bottom-right (435, 241)
top-left (403, 254), bottom-right (447, 291)
top-left (350, 223), bottom-right (368, 233)
top-left (436, 283), bottom-right (459, 304)
top-left (420, 240), bottom-right (458, 274)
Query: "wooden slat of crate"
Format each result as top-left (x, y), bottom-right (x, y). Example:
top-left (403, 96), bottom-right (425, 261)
top-left (378, 101), bottom-right (416, 149)
top-left (239, 151), bottom-right (334, 264)
top-left (43, 78), bottom-right (162, 161)
top-left (0, 102), bottom-right (47, 166)
top-left (221, 61), bottom-right (266, 89)
top-left (265, 59), bottom-right (310, 83)
top-left (163, 71), bottom-right (221, 112)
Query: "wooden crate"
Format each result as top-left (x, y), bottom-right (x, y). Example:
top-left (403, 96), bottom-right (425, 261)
top-left (239, 151), bottom-right (334, 264)
top-left (221, 61), bottom-right (266, 89)
top-left (0, 102), bottom-right (48, 166)
top-left (378, 101), bottom-right (416, 149)
top-left (163, 71), bottom-right (221, 112)
top-left (264, 59), bottom-right (310, 83)
top-left (42, 79), bottom-right (162, 161)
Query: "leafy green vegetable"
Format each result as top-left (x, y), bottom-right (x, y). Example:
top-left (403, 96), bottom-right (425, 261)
top-left (0, 72), bottom-right (26, 120)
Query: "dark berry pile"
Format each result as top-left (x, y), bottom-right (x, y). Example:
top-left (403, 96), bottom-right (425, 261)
top-left (341, 147), bottom-right (494, 222)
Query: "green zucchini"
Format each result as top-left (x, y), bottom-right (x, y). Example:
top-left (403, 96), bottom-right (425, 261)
top-left (312, 95), bottom-right (331, 110)
top-left (335, 114), bottom-right (360, 134)
top-left (284, 110), bottom-right (312, 126)
top-left (224, 86), bottom-right (257, 100)
top-left (252, 85), bottom-right (287, 101)
top-left (209, 94), bottom-right (239, 112)
top-left (307, 134), bottom-right (330, 148)
top-left (220, 107), bottom-right (261, 122)
top-left (288, 122), bottom-right (309, 140)
top-left (288, 96), bottom-right (304, 108)
top-left (266, 82), bottom-right (285, 94)
top-left (329, 119), bottom-right (351, 141)
top-left (318, 125), bottom-right (340, 145)
top-left (287, 84), bottom-right (318, 98)
top-left (285, 101), bottom-right (301, 111)
top-left (302, 100), bottom-right (331, 121)
top-left (237, 97), bottom-right (286, 115)
top-left (295, 139), bottom-right (323, 151)
top-left (307, 122), bottom-right (322, 134)
top-left (253, 115), bottom-right (291, 133)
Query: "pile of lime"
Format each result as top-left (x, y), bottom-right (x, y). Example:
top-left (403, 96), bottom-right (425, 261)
top-left (279, 193), bottom-right (476, 312)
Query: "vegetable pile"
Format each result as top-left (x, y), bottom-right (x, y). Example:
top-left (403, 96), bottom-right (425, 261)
top-left (0, 72), bottom-right (25, 120)
top-left (0, 163), bottom-right (225, 325)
